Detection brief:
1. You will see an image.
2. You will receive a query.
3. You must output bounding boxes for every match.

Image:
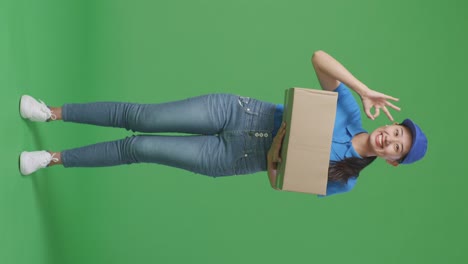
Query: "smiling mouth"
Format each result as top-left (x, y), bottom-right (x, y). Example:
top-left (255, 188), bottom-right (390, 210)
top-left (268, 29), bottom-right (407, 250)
top-left (376, 133), bottom-right (384, 148)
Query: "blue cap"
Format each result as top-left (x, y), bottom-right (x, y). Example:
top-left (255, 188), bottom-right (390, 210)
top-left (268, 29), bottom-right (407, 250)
top-left (400, 119), bottom-right (428, 164)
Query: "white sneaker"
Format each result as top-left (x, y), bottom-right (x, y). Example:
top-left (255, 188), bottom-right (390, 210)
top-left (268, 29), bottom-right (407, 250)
top-left (20, 151), bottom-right (59, 175)
top-left (20, 95), bottom-right (56, 122)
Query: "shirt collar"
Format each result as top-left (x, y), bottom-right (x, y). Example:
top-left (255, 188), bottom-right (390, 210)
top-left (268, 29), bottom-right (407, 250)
top-left (347, 124), bottom-right (366, 159)
top-left (344, 143), bottom-right (363, 159)
top-left (346, 123), bottom-right (367, 137)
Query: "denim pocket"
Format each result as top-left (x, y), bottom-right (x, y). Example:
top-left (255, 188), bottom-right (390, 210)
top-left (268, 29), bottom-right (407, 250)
top-left (232, 150), bottom-right (265, 175)
top-left (237, 96), bottom-right (258, 116)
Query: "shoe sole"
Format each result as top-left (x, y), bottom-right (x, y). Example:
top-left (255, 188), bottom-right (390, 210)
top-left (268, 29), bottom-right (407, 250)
top-left (19, 95), bottom-right (30, 119)
top-left (18, 152), bottom-right (21, 175)
top-left (19, 151), bottom-right (30, 176)
top-left (19, 95), bottom-right (23, 119)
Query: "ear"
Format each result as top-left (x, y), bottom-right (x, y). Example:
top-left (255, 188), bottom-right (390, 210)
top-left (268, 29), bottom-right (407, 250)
top-left (386, 159), bottom-right (400, 167)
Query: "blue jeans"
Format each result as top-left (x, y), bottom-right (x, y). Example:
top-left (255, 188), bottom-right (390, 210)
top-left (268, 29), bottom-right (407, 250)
top-left (61, 94), bottom-right (277, 177)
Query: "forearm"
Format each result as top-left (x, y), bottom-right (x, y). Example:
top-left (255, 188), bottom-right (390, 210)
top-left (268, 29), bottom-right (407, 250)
top-left (267, 122), bottom-right (286, 191)
top-left (312, 50), bottom-right (370, 96)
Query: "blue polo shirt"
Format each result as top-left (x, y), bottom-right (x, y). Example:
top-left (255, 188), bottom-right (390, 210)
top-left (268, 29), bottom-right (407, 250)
top-left (273, 83), bottom-right (366, 197)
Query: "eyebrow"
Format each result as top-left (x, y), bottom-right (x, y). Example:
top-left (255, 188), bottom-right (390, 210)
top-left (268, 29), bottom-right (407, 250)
top-left (401, 127), bottom-right (404, 153)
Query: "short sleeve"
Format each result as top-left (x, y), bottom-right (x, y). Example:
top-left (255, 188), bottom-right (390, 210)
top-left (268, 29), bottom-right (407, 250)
top-left (334, 83), bottom-right (361, 126)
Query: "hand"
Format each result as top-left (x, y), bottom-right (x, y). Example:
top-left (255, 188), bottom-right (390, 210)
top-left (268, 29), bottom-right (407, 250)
top-left (360, 89), bottom-right (401, 121)
top-left (268, 122), bottom-right (287, 170)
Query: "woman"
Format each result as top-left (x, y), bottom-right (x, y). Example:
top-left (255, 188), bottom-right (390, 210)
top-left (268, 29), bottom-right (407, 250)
top-left (19, 50), bottom-right (428, 196)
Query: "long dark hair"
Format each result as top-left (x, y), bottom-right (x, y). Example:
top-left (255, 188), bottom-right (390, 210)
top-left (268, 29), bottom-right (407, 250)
top-left (328, 156), bottom-right (377, 183)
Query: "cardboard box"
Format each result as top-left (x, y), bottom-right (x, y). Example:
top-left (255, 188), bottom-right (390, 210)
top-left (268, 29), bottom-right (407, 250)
top-left (275, 88), bottom-right (337, 195)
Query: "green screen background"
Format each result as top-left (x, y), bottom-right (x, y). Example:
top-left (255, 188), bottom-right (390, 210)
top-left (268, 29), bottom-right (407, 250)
top-left (2, 0), bottom-right (467, 263)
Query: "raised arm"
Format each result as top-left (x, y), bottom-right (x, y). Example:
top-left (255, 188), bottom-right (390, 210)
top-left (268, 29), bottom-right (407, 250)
top-left (311, 50), bottom-right (401, 121)
top-left (312, 50), bottom-right (368, 93)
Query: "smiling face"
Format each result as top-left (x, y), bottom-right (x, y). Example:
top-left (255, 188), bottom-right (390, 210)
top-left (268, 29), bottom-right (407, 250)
top-left (369, 124), bottom-right (413, 163)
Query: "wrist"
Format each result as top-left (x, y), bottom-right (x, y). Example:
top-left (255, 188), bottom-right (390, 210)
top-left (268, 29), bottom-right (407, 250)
top-left (355, 84), bottom-right (370, 97)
